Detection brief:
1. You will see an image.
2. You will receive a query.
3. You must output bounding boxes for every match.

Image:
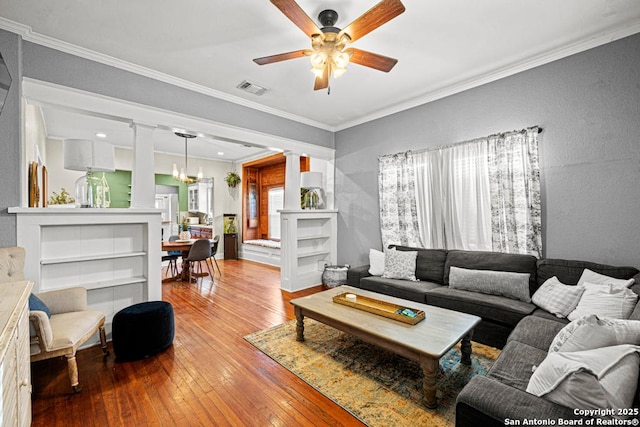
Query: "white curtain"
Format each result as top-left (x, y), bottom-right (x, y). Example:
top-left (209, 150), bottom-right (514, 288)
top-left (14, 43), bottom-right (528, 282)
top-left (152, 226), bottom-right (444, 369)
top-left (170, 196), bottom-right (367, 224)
top-left (413, 127), bottom-right (542, 257)
top-left (415, 141), bottom-right (492, 251)
top-left (378, 151), bottom-right (424, 249)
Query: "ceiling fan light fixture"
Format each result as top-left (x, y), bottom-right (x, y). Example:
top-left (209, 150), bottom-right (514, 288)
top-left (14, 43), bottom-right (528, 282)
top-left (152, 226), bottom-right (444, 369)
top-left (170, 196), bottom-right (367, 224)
top-left (172, 163), bottom-right (179, 178)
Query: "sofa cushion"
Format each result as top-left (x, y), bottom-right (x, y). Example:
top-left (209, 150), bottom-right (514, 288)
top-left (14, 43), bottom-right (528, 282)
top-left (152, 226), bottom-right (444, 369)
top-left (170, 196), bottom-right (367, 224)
top-left (391, 245), bottom-right (448, 284)
top-left (526, 345), bottom-right (640, 412)
top-left (536, 258), bottom-right (639, 288)
top-left (425, 287), bottom-right (536, 326)
top-left (507, 315), bottom-right (567, 351)
top-left (382, 248), bottom-right (418, 281)
top-left (487, 340), bottom-right (548, 391)
top-left (578, 268), bottom-right (635, 288)
top-left (368, 249), bottom-right (385, 276)
top-left (549, 314), bottom-right (640, 353)
top-left (359, 276), bottom-right (441, 303)
top-left (29, 293), bottom-right (52, 318)
top-left (449, 266), bottom-right (531, 303)
top-left (530, 308), bottom-right (572, 323)
top-left (531, 277), bottom-right (585, 318)
top-left (567, 282), bottom-right (638, 321)
top-left (444, 250), bottom-right (538, 294)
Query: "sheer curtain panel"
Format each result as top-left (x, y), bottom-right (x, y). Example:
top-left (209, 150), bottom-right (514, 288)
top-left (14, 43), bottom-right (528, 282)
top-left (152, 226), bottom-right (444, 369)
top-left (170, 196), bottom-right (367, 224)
top-left (412, 127), bottom-right (542, 257)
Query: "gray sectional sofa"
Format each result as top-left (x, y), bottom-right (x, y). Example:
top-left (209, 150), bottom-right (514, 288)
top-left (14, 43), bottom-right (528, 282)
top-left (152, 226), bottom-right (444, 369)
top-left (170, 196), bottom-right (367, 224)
top-left (347, 245), bottom-right (640, 348)
top-left (347, 246), bottom-right (640, 425)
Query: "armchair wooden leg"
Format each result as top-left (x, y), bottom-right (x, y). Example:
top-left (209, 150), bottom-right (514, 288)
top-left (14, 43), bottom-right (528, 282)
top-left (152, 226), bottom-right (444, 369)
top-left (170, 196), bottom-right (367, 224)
top-left (99, 324), bottom-right (109, 357)
top-left (66, 354), bottom-right (82, 393)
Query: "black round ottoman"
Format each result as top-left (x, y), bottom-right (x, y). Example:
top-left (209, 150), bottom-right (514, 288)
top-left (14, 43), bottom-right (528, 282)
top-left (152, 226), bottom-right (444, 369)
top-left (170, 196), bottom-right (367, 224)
top-left (112, 301), bottom-right (175, 361)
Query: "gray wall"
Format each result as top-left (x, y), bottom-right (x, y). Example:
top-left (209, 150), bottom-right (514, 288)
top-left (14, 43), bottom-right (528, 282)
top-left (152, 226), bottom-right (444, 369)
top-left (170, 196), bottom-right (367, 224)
top-left (335, 33), bottom-right (640, 268)
top-left (0, 29), bottom-right (21, 246)
top-left (0, 32), bottom-right (334, 244)
top-left (22, 42), bottom-right (334, 149)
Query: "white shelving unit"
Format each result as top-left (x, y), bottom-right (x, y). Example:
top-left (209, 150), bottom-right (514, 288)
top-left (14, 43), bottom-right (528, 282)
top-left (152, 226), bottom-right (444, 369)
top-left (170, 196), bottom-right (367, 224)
top-left (280, 209), bottom-right (338, 292)
top-left (9, 208), bottom-right (162, 340)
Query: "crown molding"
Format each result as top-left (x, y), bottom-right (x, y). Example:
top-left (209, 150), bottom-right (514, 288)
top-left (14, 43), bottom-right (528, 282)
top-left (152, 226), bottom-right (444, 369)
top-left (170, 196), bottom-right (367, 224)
top-left (3, 16), bottom-right (639, 133)
top-left (334, 22), bottom-right (640, 131)
top-left (0, 17), bottom-right (335, 132)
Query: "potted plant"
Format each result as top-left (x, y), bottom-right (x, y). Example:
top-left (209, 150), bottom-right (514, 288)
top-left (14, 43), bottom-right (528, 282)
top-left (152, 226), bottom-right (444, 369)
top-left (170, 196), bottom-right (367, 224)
top-left (224, 171), bottom-right (241, 188)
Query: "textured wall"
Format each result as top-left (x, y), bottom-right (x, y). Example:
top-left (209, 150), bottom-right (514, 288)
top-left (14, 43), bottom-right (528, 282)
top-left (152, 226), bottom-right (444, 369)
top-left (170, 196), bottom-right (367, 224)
top-left (0, 29), bottom-right (21, 246)
top-left (335, 33), bottom-right (640, 268)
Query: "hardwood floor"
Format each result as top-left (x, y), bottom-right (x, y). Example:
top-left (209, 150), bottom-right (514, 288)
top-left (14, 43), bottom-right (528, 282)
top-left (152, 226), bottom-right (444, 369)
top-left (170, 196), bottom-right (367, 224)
top-left (31, 260), bottom-right (365, 426)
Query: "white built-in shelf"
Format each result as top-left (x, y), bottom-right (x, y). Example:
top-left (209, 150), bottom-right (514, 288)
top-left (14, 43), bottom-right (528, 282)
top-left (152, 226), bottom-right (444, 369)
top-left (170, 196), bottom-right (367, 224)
top-left (280, 210), bottom-right (338, 292)
top-left (297, 249), bottom-right (331, 259)
top-left (44, 276), bottom-right (147, 292)
top-left (41, 251), bottom-right (147, 265)
top-left (9, 207), bottom-right (162, 341)
top-left (297, 234), bottom-right (331, 241)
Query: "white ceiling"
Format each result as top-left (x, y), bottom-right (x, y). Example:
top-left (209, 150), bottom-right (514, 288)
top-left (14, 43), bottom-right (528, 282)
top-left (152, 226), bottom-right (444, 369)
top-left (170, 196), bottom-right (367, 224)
top-left (2, 0), bottom-right (640, 159)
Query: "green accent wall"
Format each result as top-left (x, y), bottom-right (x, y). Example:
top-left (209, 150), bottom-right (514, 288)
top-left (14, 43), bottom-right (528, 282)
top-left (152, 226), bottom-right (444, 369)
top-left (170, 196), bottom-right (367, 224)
top-left (104, 170), bottom-right (190, 210)
top-left (104, 170), bottom-right (131, 208)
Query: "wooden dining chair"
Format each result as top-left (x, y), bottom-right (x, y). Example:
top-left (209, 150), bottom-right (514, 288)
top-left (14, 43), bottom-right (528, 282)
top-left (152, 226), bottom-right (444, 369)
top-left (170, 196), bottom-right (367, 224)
top-left (184, 239), bottom-right (214, 283)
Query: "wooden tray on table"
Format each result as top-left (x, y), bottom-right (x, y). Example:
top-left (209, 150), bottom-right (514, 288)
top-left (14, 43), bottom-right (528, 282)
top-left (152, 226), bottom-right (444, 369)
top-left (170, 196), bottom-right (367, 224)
top-left (332, 292), bottom-right (425, 325)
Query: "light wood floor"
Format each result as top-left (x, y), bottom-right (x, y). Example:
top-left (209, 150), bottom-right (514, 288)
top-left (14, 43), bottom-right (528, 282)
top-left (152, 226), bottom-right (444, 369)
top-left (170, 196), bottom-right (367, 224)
top-left (31, 259), bottom-right (365, 426)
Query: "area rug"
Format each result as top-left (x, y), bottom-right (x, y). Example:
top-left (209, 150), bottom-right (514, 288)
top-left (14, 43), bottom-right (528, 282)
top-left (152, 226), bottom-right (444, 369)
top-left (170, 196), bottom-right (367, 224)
top-left (245, 319), bottom-right (500, 427)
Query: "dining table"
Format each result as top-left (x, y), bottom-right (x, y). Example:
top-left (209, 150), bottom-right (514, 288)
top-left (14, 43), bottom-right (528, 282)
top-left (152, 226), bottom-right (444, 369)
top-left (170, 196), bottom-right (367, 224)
top-left (161, 238), bottom-right (214, 282)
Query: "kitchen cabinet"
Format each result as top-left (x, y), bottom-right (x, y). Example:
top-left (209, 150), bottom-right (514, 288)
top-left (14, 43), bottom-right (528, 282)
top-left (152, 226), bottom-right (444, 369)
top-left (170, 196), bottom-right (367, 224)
top-left (190, 225), bottom-right (213, 239)
top-left (188, 180), bottom-right (213, 214)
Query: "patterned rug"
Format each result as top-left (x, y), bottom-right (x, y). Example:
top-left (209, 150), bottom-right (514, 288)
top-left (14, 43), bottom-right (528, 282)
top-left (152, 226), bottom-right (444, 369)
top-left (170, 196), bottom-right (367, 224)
top-left (245, 319), bottom-right (500, 426)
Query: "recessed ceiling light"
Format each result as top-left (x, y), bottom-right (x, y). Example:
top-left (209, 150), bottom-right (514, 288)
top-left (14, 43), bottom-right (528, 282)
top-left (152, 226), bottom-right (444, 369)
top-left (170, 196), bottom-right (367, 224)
top-left (218, 152), bottom-right (224, 156)
top-left (95, 132), bottom-right (107, 138)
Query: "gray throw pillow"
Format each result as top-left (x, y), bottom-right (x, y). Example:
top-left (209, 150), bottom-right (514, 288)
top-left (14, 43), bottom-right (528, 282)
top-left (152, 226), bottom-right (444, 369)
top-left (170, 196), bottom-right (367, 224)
top-left (449, 266), bottom-right (531, 303)
top-left (382, 248), bottom-right (418, 281)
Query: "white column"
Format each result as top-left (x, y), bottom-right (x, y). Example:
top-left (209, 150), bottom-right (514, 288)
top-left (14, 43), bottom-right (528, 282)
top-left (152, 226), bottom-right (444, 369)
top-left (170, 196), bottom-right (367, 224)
top-left (284, 151), bottom-right (301, 210)
top-left (130, 122), bottom-right (157, 208)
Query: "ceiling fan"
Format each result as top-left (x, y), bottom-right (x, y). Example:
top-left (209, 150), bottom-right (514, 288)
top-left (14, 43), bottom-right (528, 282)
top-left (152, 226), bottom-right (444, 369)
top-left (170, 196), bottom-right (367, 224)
top-left (253, 0), bottom-right (406, 91)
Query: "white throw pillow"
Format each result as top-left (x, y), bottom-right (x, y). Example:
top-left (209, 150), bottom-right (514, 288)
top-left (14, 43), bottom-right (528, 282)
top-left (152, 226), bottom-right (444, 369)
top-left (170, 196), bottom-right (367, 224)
top-left (531, 277), bottom-right (585, 318)
top-left (527, 345), bottom-right (640, 413)
top-left (368, 249), bottom-right (385, 276)
top-left (577, 268), bottom-right (634, 288)
top-left (382, 248), bottom-right (418, 281)
top-left (448, 266), bottom-right (531, 303)
top-left (549, 314), bottom-right (640, 353)
top-left (567, 282), bottom-right (638, 321)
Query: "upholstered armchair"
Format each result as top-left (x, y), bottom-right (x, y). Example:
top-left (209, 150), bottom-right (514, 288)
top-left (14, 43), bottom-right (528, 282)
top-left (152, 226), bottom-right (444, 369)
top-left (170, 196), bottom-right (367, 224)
top-left (0, 246), bottom-right (108, 393)
top-left (29, 287), bottom-right (108, 392)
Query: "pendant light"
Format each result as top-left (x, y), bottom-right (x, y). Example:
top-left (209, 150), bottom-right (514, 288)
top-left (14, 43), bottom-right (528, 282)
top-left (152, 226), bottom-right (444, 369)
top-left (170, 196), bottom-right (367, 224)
top-left (173, 132), bottom-right (203, 183)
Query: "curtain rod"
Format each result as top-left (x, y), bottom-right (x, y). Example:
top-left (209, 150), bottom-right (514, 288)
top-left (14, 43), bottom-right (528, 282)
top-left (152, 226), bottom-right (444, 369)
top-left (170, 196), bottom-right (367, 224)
top-left (407, 126), bottom-right (543, 156)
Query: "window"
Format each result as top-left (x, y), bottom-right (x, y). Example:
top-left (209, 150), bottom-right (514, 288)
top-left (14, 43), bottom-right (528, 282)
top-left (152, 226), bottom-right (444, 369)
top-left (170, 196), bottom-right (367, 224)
top-left (268, 187), bottom-right (284, 240)
top-left (379, 127), bottom-right (542, 257)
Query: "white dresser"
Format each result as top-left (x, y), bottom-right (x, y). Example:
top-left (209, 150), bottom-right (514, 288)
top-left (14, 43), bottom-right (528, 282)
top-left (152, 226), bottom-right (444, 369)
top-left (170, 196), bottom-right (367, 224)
top-left (0, 280), bottom-right (33, 427)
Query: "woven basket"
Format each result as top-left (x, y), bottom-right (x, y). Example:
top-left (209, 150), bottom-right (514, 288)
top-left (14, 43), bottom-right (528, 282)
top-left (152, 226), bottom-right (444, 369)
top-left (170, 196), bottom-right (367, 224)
top-left (322, 264), bottom-right (350, 288)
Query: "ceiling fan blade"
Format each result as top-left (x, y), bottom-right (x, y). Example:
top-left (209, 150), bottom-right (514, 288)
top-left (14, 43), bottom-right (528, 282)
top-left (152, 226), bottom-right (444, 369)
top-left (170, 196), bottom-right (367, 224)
top-left (314, 66), bottom-right (329, 91)
top-left (253, 49), bottom-right (312, 65)
top-left (270, 0), bottom-right (321, 37)
top-left (341, 0), bottom-right (405, 43)
top-left (346, 48), bottom-right (398, 72)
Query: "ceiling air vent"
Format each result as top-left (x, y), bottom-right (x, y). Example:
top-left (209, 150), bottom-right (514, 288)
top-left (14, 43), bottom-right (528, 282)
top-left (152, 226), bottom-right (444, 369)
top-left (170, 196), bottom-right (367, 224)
top-left (236, 80), bottom-right (268, 96)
